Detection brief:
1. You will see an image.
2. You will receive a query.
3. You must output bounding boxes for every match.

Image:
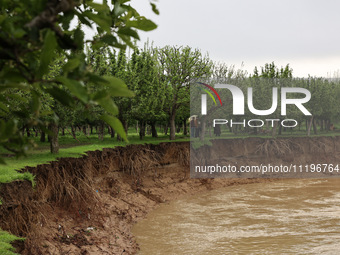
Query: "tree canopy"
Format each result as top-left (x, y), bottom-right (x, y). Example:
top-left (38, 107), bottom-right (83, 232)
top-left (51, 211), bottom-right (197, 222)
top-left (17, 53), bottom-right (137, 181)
top-left (0, 0), bottom-right (159, 159)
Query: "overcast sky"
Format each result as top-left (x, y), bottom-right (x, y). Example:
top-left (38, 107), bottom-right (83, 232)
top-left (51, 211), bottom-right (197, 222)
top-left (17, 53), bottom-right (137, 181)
top-left (129, 0), bottom-right (340, 77)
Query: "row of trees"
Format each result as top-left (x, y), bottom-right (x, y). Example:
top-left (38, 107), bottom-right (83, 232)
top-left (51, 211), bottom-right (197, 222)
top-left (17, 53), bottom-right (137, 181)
top-left (4, 41), bottom-right (340, 153)
top-left (1, 42), bottom-right (213, 154)
top-left (192, 62), bottom-right (340, 139)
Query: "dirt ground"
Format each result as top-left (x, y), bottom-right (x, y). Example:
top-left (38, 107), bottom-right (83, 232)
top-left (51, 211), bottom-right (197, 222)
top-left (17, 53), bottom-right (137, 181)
top-left (0, 137), bottom-right (339, 254)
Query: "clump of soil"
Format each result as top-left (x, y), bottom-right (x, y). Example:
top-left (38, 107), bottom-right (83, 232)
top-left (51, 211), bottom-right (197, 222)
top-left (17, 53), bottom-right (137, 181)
top-left (0, 137), bottom-right (339, 254)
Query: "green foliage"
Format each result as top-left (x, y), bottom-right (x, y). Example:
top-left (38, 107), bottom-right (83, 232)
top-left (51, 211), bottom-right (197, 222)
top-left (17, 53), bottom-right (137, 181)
top-left (155, 46), bottom-right (212, 140)
top-left (129, 48), bottom-right (166, 134)
top-left (0, 229), bottom-right (24, 255)
top-left (0, 0), bottom-right (158, 161)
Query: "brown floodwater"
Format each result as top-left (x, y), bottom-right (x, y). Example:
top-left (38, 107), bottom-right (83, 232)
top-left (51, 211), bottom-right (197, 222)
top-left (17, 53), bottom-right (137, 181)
top-left (132, 179), bottom-right (340, 254)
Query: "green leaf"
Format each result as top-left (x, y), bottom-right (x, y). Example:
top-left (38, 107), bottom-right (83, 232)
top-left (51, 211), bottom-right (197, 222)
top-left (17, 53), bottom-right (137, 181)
top-left (150, 3), bottom-right (160, 15)
top-left (74, 10), bottom-right (92, 28)
top-left (0, 69), bottom-right (26, 82)
top-left (126, 18), bottom-right (157, 31)
top-left (13, 28), bottom-right (26, 38)
top-left (113, 2), bottom-right (127, 17)
top-left (87, 2), bottom-right (109, 12)
top-left (86, 73), bottom-right (108, 84)
top-left (92, 89), bottom-right (109, 101)
top-left (100, 34), bottom-right (117, 44)
top-left (118, 27), bottom-right (140, 40)
top-left (38, 30), bottom-right (57, 78)
top-left (101, 76), bottom-right (134, 97)
top-left (97, 97), bottom-right (118, 115)
top-left (0, 83), bottom-right (28, 92)
top-left (83, 11), bottom-right (111, 32)
top-left (100, 114), bottom-right (127, 141)
top-left (62, 58), bottom-right (81, 72)
top-left (45, 87), bottom-right (74, 107)
top-left (61, 11), bottom-right (75, 30)
top-left (74, 28), bottom-right (84, 49)
top-left (118, 35), bottom-right (135, 49)
top-left (56, 77), bottom-right (88, 103)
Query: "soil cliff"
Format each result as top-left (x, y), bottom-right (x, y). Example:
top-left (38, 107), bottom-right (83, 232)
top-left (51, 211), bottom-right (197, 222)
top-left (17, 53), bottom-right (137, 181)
top-left (0, 137), bottom-right (339, 254)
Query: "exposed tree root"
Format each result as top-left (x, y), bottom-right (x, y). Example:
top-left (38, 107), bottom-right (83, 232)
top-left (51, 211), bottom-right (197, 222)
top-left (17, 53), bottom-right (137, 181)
top-left (256, 138), bottom-right (302, 156)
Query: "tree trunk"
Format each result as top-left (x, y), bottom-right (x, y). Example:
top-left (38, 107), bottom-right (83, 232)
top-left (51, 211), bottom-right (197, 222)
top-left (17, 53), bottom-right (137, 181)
top-left (109, 126), bottom-right (115, 138)
top-left (40, 130), bottom-right (46, 142)
top-left (271, 121), bottom-right (278, 138)
top-left (183, 120), bottom-right (187, 135)
top-left (151, 122), bottom-right (158, 138)
top-left (278, 119), bottom-right (282, 135)
top-left (164, 123), bottom-right (169, 135)
top-left (326, 119), bottom-right (331, 131)
top-left (139, 121), bottom-right (146, 140)
top-left (146, 125), bottom-right (151, 135)
top-left (176, 124), bottom-right (181, 133)
top-left (228, 123), bottom-right (232, 133)
top-left (307, 116), bottom-right (313, 136)
top-left (49, 123), bottom-right (59, 154)
top-left (82, 125), bottom-right (87, 136)
top-left (26, 127), bottom-right (31, 137)
top-left (62, 128), bottom-right (65, 136)
top-left (33, 128), bottom-right (38, 137)
top-left (312, 117), bottom-right (317, 135)
top-left (71, 125), bottom-right (76, 139)
top-left (169, 109), bottom-right (177, 140)
top-left (98, 122), bottom-right (104, 141)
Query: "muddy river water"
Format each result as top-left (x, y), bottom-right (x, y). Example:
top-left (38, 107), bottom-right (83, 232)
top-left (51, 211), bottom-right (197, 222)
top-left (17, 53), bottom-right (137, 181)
top-left (132, 179), bottom-right (340, 254)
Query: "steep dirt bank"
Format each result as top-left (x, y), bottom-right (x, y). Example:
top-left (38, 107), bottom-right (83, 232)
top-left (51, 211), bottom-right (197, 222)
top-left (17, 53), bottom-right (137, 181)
top-left (192, 136), bottom-right (340, 178)
top-left (0, 137), bottom-right (339, 254)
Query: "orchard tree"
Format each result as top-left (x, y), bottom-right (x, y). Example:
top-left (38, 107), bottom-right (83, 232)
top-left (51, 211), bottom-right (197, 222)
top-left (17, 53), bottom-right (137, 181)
top-left (0, 0), bottom-right (158, 159)
top-left (251, 62), bottom-right (293, 136)
top-left (155, 46), bottom-right (212, 140)
top-left (130, 48), bottom-right (166, 139)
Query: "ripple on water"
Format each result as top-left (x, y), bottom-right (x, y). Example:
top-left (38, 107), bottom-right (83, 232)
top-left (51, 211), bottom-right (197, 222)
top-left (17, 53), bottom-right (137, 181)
top-left (133, 179), bottom-right (340, 255)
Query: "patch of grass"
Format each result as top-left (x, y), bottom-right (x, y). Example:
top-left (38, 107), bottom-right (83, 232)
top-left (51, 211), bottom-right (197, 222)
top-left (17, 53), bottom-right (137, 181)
top-left (0, 170), bottom-right (34, 187)
top-left (0, 229), bottom-right (24, 255)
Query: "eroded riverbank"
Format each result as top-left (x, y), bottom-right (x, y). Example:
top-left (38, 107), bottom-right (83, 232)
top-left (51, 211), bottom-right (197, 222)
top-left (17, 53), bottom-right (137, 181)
top-left (0, 137), bottom-right (339, 254)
